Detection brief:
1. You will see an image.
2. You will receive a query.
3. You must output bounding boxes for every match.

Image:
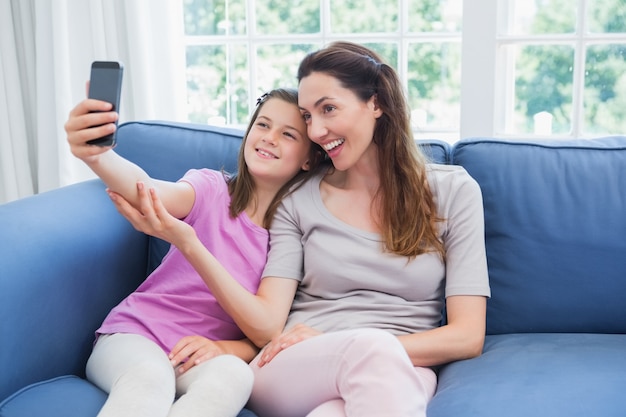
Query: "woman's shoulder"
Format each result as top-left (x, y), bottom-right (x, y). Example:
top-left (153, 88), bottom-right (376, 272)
top-left (426, 163), bottom-right (477, 187)
top-left (426, 163), bottom-right (482, 204)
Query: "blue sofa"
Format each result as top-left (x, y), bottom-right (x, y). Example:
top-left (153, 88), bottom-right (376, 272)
top-left (0, 120), bottom-right (624, 416)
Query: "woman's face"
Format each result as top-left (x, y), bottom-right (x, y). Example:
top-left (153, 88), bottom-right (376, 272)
top-left (298, 72), bottom-right (382, 172)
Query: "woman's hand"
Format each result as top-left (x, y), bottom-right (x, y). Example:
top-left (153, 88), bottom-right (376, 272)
top-left (65, 98), bottom-right (118, 162)
top-left (107, 181), bottom-right (196, 247)
top-left (169, 335), bottom-right (226, 374)
top-left (257, 323), bottom-right (322, 367)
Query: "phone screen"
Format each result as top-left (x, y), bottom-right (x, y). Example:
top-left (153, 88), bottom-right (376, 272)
top-left (87, 61), bottom-right (124, 146)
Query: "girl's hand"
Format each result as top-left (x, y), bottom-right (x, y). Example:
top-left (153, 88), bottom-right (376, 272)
top-left (169, 335), bottom-right (226, 374)
top-left (257, 323), bottom-right (322, 367)
top-left (65, 98), bottom-right (118, 162)
top-left (107, 181), bottom-right (196, 247)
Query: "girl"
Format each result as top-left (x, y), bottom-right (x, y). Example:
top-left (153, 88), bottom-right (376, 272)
top-left (64, 88), bottom-right (322, 417)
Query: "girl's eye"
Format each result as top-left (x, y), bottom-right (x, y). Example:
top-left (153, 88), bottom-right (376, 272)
top-left (284, 132), bottom-right (296, 139)
top-left (257, 121), bottom-right (269, 128)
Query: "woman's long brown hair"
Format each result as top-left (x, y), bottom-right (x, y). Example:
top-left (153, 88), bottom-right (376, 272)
top-left (297, 42), bottom-right (445, 259)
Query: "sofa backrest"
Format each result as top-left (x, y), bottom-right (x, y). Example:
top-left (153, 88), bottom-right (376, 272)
top-left (0, 180), bottom-right (148, 400)
top-left (453, 137), bottom-right (626, 335)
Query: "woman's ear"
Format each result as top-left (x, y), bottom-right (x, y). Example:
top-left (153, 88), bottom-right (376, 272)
top-left (369, 94), bottom-right (383, 118)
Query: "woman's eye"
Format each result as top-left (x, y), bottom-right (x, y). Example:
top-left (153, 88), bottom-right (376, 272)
top-left (302, 113), bottom-right (311, 121)
top-left (323, 105), bottom-right (335, 114)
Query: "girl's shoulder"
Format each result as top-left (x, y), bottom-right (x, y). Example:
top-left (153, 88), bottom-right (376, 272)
top-left (180, 168), bottom-right (228, 189)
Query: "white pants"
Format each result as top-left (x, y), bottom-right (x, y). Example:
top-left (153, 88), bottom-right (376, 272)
top-left (248, 328), bottom-right (437, 417)
top-left (86, 333), bottom-right (253, 417)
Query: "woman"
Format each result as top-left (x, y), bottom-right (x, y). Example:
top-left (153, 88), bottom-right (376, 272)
top-left (246, 41), bottom-right (491, 417)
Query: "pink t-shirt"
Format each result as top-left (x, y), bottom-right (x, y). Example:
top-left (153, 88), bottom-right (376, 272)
top-left (96, 169), bottom-right (268, 352)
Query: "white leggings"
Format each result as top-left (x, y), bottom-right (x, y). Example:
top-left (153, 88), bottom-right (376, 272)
top-left (248, 328), bottom-right (437, 417)
top-left (86, 333), bottom-right (253, 417)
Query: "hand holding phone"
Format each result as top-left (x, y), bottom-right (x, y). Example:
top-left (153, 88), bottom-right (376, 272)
top-left (87, 61), bottom-right (124, 146)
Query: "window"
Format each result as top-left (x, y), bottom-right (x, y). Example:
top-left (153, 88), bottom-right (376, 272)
top-left (463, 0), bottom-right (626, 139)
top-left (496, 0), bottom-right (626, 137)
top-left (183, 0), bottom-right (626, 141)
top-left (183, 0), bottom-right (462, 140)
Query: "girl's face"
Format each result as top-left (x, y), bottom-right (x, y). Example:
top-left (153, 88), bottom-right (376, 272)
top-left (298, 72), bottom-right (382, 172)
top-left (244, 98), bottom-right (311, 187)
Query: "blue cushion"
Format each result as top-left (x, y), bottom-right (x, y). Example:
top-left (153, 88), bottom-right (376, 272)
top-left (0, 375), bottom-right (257, 417)
top-left (428, 333), bottom-right (626, 417)
top-left (0, 181), bottom-right (148, 401)
top-left (0, 375), bottom-right (106, 417)
top-left (417, 139), bottom-right (451, 164)
top-left (114, 120), bottom-right (244, 182)
top-left (453, 137), bottom-right (626, 334)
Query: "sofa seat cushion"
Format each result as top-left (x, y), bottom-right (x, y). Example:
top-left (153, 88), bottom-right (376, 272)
top-left (0, 375), bottom-right (106, 417)
top-left (428, 333), bottom-right (626, 417)
top-left (0, 375), bottom-right (258, 417)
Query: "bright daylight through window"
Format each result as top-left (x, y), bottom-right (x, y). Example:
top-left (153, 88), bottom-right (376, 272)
top-left (182, 0), bottom-right (626, 141)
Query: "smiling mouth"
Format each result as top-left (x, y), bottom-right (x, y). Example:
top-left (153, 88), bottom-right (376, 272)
top-left (256, 148), bottom-right (278, 159)
top-left (323, 138), bottom-right (345, 152)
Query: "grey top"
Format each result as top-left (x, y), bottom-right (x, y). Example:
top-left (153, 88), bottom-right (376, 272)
top-left (263, 164), bottom-right (491, 335)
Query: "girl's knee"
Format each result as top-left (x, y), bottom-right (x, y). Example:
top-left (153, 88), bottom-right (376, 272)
top-left (198, 354), bottom-right (254, 388)
top-left (129, 359), bottom-right (177, 385)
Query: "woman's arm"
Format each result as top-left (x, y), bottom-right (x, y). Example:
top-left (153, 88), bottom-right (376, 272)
top-left (108, 185), bottom-right (299, 348)
top-left (65, 99), bottom-right (194, 218)
top-left (397, 295), bottom-right (487, 367)
top-left (396, 169), bottom-right (489, 366)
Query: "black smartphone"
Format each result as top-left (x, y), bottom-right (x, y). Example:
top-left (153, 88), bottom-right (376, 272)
top-left (87, 61), bottom-right (124, 146)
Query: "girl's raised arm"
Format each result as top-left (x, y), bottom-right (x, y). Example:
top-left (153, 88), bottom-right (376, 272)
top-left (65, 98), bottom-right (194, 219)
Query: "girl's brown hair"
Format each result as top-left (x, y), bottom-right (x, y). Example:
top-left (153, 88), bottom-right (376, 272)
top-left (227, 88), bottom-right (324, 229)
top-left (297, 41), bottom-right (445, 259)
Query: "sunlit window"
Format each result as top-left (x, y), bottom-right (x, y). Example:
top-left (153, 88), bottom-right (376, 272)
top-left (495, 0), bottom-right (626, 137)
top-left (183, 0), bottom-right (462, 141)
top-left (182, 0), bottom-right (626, 141)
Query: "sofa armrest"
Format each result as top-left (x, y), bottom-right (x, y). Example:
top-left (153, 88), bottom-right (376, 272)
top-left (0, 179), bottom-right (148, 401)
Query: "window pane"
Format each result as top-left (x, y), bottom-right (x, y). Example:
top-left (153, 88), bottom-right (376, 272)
top-left (186, 44), bottom-right (249, 125)
top-left (509, 44), bottom-right (574, 134)
top-left (184, 0), bottom-right (247, 35)
top-left (505, 0), bottom-right (576, 35)
top-left (583, 44), bottom-right (626, 135)
top-left (256, 0), bottom-right (320, 35)
top-left (330, 0), bottom-right (398, 33)
top-left (587, 0), bottom-right (626, 33)
top-left (407, 42), bottom-right (461, 131)
top-left (255, 44), bottom-right (319, 92)
top-left (407, 0), bottom-right (462, 33)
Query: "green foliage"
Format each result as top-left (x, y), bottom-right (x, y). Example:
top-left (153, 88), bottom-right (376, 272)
top-left (330, 0), bottom-right (398, 33)
top-left (256, 0), bottom-right (319, 34)
top-left (183, 0), bottom-right (625, 134)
